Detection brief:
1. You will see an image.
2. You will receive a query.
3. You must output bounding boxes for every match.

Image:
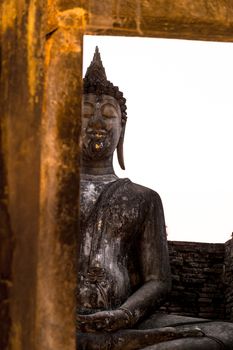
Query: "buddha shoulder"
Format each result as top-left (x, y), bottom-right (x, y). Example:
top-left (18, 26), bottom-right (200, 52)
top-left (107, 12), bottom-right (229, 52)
top-left (117, 179), bottom-right (164, 211)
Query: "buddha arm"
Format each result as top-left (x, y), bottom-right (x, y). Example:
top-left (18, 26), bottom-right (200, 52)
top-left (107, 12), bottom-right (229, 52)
top-left (120, 191), bottom-right (171, 325)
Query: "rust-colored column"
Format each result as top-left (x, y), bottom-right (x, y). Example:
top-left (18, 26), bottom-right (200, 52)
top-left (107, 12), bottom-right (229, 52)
top-left (0, 119), bottom-right (13, 350)
top-left (1, 1), bottom-right (45, 349)
top-left (36, 6), bottom-right (85, 350)
top-left (1, 1), bottom-right (85, 349)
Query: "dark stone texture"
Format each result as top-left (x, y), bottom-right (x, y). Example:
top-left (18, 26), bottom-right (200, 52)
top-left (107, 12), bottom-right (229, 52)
top-left (224, 238), bottom-right (233, 321)
top-left (161, 240), bottom-right (233, 321)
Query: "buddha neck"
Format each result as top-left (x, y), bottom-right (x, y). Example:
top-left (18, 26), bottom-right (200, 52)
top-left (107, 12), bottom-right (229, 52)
top-left (81, 166), bottom-right (116, 176)
top-left (80, 173), bottom-right (118, 183)
top-left (81, 156), bottom-right (116, 176)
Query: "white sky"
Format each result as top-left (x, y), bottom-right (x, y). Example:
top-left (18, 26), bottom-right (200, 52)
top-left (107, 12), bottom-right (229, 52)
top-left (83, 35), bottom-right (233, 243)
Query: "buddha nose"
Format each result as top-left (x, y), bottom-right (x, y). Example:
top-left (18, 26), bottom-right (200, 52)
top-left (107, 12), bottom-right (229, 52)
top-left (88, 104), bottom-right (105, 130)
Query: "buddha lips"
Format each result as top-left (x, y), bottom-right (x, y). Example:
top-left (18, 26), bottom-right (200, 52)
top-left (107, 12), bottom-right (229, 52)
top-left (82, 130), bottom-right (112, 160)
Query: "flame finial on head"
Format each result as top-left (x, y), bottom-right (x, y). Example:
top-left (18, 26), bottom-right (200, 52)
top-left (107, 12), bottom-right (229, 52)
top-left (83, 46), bottom-right (127, 123)
top-left (84, 46), bottom-right (107, 86)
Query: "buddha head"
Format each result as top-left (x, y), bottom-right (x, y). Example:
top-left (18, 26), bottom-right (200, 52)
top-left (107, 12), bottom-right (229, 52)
top-left (82, 47), bottom-right (127, 170)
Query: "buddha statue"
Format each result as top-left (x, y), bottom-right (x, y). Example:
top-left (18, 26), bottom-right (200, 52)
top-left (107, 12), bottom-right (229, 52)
top-left (77, 47), bottom-right (233, 349)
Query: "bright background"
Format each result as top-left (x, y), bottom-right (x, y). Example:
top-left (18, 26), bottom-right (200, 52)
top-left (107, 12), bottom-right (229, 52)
top-left (83, 35), bottom-right (233, 243)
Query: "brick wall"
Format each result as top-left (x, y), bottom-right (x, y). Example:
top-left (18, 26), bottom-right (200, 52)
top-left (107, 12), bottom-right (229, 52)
top-left (161, 241), bottom-right (227, 320)
top-left (224, 238), bottom-right (233, 321)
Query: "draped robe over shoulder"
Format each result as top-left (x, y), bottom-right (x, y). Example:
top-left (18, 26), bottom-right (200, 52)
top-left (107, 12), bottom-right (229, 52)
top-left (78, 178), bottom-right (170, 316)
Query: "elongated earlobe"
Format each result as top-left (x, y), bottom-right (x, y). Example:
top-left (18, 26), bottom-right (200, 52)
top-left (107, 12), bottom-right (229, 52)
top-left (117, 126), bottom-right (126, 170)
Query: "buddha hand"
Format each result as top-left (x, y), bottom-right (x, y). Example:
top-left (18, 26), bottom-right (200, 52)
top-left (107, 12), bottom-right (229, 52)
top-left (77, 309), bottom-right (132, 333)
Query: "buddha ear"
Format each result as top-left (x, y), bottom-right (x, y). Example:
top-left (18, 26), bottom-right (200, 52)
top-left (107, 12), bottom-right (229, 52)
top-left (117, 124), bottom-right (126, 170)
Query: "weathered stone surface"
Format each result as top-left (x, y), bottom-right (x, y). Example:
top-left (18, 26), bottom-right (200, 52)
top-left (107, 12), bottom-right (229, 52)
top-left (164, 241), bottom-right (226, 320)
top-left (1, 1), bottom-right (84, 349)
top-left (1, 1), bottom-right (45, 349)
top-left (224, 239), bottom-right (233, 321)
top-left (165, 239), bottom-right (233, 322)
top-left (0, 125), bottom-right (13, 350)
top-left (82, 0), bottom-right (233, 41)
top-left (36, 11), bottom-right (84, 347)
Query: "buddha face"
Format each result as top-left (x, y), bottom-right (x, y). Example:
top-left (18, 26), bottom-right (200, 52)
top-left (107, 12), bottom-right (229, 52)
top-left (82, 94), bottom-right (122, 161)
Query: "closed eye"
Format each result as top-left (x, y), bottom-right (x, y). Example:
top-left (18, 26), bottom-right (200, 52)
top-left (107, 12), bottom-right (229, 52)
top-left (83, 102), bottom-right (94, 118)
top-left (102, 114), bottom-right (116, 119)
top-left (101, 103), bottom-right (119, 119)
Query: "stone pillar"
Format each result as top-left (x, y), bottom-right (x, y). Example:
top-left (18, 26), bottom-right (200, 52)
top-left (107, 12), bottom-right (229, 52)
top-left (0, 1), bottom-right (85, 349)
top-left (1, 1), bottom-right (45, 349)
top-left (0, 116), bottom-right (13, 350)
top-left (36, 6), bottom-right (85, 350)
